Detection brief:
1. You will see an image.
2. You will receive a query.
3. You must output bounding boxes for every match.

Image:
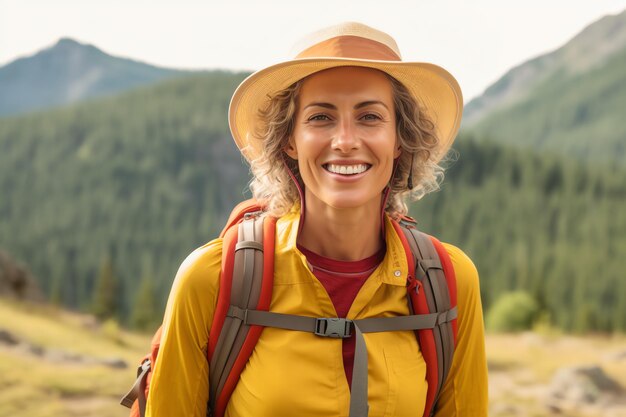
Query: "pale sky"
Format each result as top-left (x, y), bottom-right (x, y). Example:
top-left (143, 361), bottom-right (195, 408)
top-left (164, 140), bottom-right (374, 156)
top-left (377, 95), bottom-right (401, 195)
top-left (1, 0), bottom-right (626, 101)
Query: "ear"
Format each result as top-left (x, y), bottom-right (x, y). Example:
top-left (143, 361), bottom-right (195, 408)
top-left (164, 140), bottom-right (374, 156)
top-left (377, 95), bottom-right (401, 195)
top-left (284, 138), bottom-right (298, 159)
top-left (394, 143), bottom-right (402, 159)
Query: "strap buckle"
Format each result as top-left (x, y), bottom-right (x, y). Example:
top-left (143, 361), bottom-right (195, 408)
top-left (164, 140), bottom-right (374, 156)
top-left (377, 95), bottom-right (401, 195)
top-left (136, 359), bottom-right (151, 377)
top-left (315, 318), bottom-right (352, 338)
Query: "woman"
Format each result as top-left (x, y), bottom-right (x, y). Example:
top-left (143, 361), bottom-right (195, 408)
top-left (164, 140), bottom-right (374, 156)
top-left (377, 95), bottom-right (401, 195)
top-left (146, 22), bottom-right (488, 417)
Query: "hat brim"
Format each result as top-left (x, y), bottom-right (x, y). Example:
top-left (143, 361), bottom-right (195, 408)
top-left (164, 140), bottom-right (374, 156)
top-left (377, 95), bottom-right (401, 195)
top-left (229, 57), bottom-right (463, 162)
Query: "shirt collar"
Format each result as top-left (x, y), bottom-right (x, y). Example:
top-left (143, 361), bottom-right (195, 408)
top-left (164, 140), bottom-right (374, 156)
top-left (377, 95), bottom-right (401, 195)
top-left (275, 205), bottom-right (409, 286)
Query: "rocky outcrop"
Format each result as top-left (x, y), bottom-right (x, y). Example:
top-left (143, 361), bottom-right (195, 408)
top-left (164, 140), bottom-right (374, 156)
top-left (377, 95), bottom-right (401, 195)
top-left (549, 365), bottom-right (622, 403)
top-left (0, 328), bottom-right (20, 345)
top-left (546, 365), bottom-right (624, 413)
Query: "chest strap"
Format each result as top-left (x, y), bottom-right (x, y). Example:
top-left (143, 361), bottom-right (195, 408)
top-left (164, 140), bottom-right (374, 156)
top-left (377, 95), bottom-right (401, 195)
top-left (227, 305), bottom-right (458, 417)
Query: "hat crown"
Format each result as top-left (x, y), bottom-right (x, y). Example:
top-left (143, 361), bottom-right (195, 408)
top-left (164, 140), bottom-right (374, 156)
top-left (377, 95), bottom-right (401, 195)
top-left (290, 22), bottom-right (402, 61)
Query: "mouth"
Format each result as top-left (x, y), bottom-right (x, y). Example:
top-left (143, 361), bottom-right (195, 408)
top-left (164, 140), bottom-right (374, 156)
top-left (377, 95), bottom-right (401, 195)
top-left (322, 163), bottom-right (372, 176)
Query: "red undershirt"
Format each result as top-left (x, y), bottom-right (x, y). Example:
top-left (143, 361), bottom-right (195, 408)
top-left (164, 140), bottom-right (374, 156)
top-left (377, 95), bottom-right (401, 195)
top-left (297, 244), bottom-right (385, 388)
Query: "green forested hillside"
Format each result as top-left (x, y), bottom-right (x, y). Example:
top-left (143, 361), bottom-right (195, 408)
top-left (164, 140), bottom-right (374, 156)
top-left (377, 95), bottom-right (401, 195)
top-left (466, 45), bottom-right (626, 167)
top-left (0, 72), bottom-right (625, 332)
top-left (0, 71), bottom-right (251, 318)
top-left (412, 138), bottom-right (626, 333)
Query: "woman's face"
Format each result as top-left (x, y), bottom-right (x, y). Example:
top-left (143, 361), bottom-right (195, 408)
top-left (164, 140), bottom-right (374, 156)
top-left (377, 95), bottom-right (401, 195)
top-left (287, 66), bottom-right (400, 212)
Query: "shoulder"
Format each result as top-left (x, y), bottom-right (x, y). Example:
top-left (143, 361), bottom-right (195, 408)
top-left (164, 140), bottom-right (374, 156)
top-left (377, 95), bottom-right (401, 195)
top-left (164, 238), bottom-right (223, 319)
top-left (149, 240), bottom-right (224, 414)
top-left (438, 242), bottom-right (481, 308)
top-left (175, 238), bottom-right (222, 288)
top-left (178, 238), bottom-right (223, 280)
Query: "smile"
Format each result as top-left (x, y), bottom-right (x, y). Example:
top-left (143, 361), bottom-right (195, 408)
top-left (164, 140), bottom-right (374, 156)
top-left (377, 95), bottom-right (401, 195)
top-left (323, 163), bottom-right (371, 175)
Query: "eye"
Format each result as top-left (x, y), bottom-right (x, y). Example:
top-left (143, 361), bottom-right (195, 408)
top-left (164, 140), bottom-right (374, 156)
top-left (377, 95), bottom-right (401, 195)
top-left (308, 113), bottom-right (331, 122)
top-left (361, 113), bottom-right (381, 121)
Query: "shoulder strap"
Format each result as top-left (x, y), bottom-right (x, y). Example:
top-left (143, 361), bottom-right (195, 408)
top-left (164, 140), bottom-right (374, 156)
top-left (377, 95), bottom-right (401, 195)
top-left (208, 212), bottom-right (276, 417)
top-left (396, 219), bottom-right (457, 417)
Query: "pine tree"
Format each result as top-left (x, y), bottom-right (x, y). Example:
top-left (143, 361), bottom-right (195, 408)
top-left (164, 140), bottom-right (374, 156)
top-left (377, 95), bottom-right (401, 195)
top-left (92, 255), bottom-right (119, 320)
top-left (130, 272), bottom-right (159, 331)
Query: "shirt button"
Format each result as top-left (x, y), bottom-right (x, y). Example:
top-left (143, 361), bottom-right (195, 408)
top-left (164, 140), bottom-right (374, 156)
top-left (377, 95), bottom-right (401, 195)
top-left (394, 270), bottom-right (401, 277)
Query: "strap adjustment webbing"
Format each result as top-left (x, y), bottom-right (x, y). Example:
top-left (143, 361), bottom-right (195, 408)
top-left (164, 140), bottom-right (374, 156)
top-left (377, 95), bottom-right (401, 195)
top-left (120, 358), bottom-right (151, 412)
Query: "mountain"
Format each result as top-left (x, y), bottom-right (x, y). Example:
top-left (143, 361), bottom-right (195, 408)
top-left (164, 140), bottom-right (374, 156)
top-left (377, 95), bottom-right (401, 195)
top-left (461, 10), bottom-right (626, 166)
top-left (0, 38), bottom-right (190, 117)
top-left (463, 9), bottom-right (626, 127)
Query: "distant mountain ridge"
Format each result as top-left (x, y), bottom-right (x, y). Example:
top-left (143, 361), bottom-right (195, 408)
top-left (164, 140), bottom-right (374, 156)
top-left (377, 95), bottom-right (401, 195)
top-left (461, 9), bottom-right (626, 167)
top-left (0, 37), bottom-right (191, 117)
top-left (463, 9), bottom-right (626, 128)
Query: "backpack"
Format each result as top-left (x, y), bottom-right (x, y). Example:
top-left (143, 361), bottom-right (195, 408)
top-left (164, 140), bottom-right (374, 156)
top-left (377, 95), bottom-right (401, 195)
top-left (121, 199), bottom-right (458, 417)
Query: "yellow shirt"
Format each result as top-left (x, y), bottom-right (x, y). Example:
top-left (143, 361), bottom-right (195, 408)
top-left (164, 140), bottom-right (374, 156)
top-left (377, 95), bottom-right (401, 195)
top-left (146, 210), bottom-right (488, 417)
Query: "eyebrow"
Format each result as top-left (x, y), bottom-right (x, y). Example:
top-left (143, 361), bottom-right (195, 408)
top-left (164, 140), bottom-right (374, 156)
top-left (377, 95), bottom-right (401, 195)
top-left (303, 100), bottom-right (390, 111)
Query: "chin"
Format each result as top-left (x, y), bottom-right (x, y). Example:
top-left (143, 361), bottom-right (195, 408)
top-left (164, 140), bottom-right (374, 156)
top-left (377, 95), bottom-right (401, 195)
top-left (321, 192), bottom-right (382, 211)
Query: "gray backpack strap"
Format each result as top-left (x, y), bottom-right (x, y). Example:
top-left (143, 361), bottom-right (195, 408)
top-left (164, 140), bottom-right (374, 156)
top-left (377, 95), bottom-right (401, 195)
top-left (399, 221), bottom-right (455, 415)
top-left (209, 213), bottom-right (265, 414)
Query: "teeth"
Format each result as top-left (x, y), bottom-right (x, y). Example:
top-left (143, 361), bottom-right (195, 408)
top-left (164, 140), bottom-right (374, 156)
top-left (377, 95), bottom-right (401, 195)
top-left (326, 164), bottom-right (368, 175)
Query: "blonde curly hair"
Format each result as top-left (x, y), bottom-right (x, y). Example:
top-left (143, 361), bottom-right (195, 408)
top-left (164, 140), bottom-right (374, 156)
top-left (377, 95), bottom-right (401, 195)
top-left (245, 70), bottom-right (445, 219)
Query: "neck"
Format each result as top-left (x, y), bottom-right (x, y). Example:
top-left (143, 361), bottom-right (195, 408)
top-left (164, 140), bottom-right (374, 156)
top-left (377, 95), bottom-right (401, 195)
top-left (297, 192), bottom-right (385, 261)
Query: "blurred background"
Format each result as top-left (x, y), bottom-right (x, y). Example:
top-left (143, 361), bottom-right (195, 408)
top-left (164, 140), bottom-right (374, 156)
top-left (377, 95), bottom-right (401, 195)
top-left (1, 1), bottom-right (626, 416)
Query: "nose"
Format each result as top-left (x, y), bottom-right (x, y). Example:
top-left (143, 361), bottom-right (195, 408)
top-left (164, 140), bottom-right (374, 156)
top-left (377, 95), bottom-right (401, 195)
top-left (331, 119), bottom-right (360, 153)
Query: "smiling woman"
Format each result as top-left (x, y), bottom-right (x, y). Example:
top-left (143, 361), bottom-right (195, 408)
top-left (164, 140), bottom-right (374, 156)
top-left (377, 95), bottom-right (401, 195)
top-left (251, 66), bottom-right (443, 227)
top-left (288, 68), bottom-right (399, 220)
top-left (141, 21), bottom-right (488, 417)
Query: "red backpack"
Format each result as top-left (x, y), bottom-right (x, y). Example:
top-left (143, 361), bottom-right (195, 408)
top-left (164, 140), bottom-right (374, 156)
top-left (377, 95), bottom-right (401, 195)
top-left (121, 199), bottom-right (458, 417)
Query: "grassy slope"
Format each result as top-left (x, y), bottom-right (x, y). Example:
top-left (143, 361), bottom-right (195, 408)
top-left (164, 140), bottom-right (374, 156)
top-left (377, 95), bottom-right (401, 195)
top-left (1, 299), bottom-right (625, 417)
top-left (0, 299), bottom-right (150, 417)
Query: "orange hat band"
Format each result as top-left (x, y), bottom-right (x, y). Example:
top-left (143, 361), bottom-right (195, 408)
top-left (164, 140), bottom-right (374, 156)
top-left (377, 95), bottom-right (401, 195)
top-left (295, 35), bottom-right (401, 61)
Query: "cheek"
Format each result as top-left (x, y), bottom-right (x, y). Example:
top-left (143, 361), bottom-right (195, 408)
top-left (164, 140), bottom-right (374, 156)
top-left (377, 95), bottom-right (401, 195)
top-left (375, 132), bottom-right (400, 161)
top-left (295, 133), bottom-right (325, 160)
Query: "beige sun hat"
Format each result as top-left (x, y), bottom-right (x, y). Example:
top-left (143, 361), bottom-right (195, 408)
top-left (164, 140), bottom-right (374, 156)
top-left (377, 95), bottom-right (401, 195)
top-left (229, 21), bottom-right (463, 162)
